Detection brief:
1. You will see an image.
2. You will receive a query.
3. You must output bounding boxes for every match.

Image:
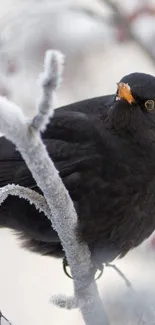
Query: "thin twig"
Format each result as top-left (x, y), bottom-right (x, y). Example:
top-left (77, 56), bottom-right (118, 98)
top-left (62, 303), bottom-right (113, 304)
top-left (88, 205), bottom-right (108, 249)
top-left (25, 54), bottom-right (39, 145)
top-left (69, 5), bottom-right (115, 26)
top-left (0, 311), bottom-right (12, 325)
top-left (32, 50), bottom-right (64, 132)
top-left (106, 262), bottom-right (132, 287)
top-left (0, 184), bottom-right (50, 218)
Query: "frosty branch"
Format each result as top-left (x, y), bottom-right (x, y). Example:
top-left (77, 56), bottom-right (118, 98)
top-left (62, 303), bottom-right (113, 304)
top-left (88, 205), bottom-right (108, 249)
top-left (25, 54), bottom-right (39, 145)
top-left (0, 50), bottom-right (110, 325)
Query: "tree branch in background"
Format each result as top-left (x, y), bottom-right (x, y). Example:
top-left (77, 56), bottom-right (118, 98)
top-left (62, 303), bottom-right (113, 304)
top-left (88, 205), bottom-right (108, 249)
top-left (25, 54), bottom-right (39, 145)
top-left (69, 5), bottom-right (115, 26)
top-left (69, 0), bottom-right (155, 65)
top-left (0, 50), bottom-right (110, 325)
top-left (101, 0), bottom-right (155, 65)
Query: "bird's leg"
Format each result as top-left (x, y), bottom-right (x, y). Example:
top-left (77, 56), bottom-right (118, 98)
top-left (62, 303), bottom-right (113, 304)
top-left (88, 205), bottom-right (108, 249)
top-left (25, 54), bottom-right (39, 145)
top-left (63, 254), bottom-right (132, 286)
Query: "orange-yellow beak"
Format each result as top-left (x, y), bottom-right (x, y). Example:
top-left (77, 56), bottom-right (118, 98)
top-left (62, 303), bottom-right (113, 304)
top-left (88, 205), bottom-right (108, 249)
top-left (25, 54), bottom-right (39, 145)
top-left (117, 82), bottom-right (135, 104)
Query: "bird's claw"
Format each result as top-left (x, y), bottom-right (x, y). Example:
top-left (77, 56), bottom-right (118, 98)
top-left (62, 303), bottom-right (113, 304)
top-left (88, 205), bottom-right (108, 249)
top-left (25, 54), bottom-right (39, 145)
top-left (62, 257), bottom-right (73, 279)
top-left (62, 257), bottom-right (104, 281)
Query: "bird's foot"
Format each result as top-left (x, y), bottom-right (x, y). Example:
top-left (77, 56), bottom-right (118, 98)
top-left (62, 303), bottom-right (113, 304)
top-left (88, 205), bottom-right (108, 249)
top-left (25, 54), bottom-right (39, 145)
top-left (62, 257), bottom-right (104, 281)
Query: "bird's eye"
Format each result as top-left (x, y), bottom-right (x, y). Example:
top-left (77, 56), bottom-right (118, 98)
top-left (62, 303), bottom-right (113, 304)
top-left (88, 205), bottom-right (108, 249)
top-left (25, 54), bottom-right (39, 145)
top-left (144, 100), bottom-right (155, 111)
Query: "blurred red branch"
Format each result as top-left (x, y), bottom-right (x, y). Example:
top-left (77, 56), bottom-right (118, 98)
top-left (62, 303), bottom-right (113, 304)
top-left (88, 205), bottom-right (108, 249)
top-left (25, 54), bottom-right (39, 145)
top-left (101, 0), bottom-right (155, 65)
top-left (128, 6), bottom-right (155, 22)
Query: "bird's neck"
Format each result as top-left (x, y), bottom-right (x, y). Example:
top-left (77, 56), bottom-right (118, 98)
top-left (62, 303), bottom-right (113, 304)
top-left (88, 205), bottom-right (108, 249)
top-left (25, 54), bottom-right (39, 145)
top-left (105, 118), bottom-right (155, 167)
top-left (105, 103), bottom-right (155, 155)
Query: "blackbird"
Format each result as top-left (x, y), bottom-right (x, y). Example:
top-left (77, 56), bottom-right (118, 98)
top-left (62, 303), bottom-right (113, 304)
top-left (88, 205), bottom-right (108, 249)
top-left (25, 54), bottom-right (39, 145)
top-left (1, 72), bottom-right (155, 267)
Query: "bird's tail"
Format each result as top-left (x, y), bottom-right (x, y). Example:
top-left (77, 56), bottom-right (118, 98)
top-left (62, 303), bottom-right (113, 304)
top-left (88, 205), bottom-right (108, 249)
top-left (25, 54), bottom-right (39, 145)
top-left (18, 235), bottom-right (64, 257)
top-left (0, 194), bottom-right (63, 257)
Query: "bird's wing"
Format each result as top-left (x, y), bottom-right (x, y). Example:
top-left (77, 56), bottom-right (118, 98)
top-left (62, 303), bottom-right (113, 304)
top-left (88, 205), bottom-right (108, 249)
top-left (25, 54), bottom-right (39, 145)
top-left (51, 94), bottom-right (113, 116)
top-left (0, 94), bottom-right (112, 188)
top-left (0, 110), bottom-right (104, 196)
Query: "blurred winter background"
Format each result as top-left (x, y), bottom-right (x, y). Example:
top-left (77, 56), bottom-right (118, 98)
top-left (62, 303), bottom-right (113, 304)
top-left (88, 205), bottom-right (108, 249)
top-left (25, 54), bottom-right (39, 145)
top-left (1, 0), bottom-right (155, 324)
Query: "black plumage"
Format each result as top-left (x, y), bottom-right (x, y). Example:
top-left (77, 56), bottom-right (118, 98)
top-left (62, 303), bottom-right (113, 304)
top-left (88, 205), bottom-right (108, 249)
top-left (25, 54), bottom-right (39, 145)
top-left (1, 72), bottom-right (155, 266)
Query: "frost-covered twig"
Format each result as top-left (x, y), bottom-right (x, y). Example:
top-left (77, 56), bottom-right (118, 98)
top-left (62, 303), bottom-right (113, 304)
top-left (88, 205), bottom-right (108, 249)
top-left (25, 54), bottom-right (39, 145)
top-left (50, 294), bottom-right (78, 310)
top-left (0, 50), bottom-right (110, 325)
top-left (0, 184), bottom-right (50, 218)
top-left (0, 310), bottom-right (12, 325)
top-left (106, 262), bottom-right (132, 287)
top-left (32, 50), bottom-right (64, 132)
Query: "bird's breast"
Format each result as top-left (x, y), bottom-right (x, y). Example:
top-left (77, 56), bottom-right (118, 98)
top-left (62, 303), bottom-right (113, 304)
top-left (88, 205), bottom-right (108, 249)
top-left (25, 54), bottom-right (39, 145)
top-left (77, 139), bottom-right (155, 263)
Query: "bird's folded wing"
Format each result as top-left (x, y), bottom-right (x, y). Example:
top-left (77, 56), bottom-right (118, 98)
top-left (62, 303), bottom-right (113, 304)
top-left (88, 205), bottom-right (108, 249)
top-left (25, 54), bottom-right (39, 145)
top-left (0, 92), bottom-right (112, 188)
top-left (0, 107), bottom-right (103, 189)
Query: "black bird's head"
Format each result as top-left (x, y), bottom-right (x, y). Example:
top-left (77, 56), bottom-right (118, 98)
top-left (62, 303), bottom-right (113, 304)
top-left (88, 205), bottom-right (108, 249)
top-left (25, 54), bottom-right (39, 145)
top-left (109, 72), bottom-right (155, 139)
